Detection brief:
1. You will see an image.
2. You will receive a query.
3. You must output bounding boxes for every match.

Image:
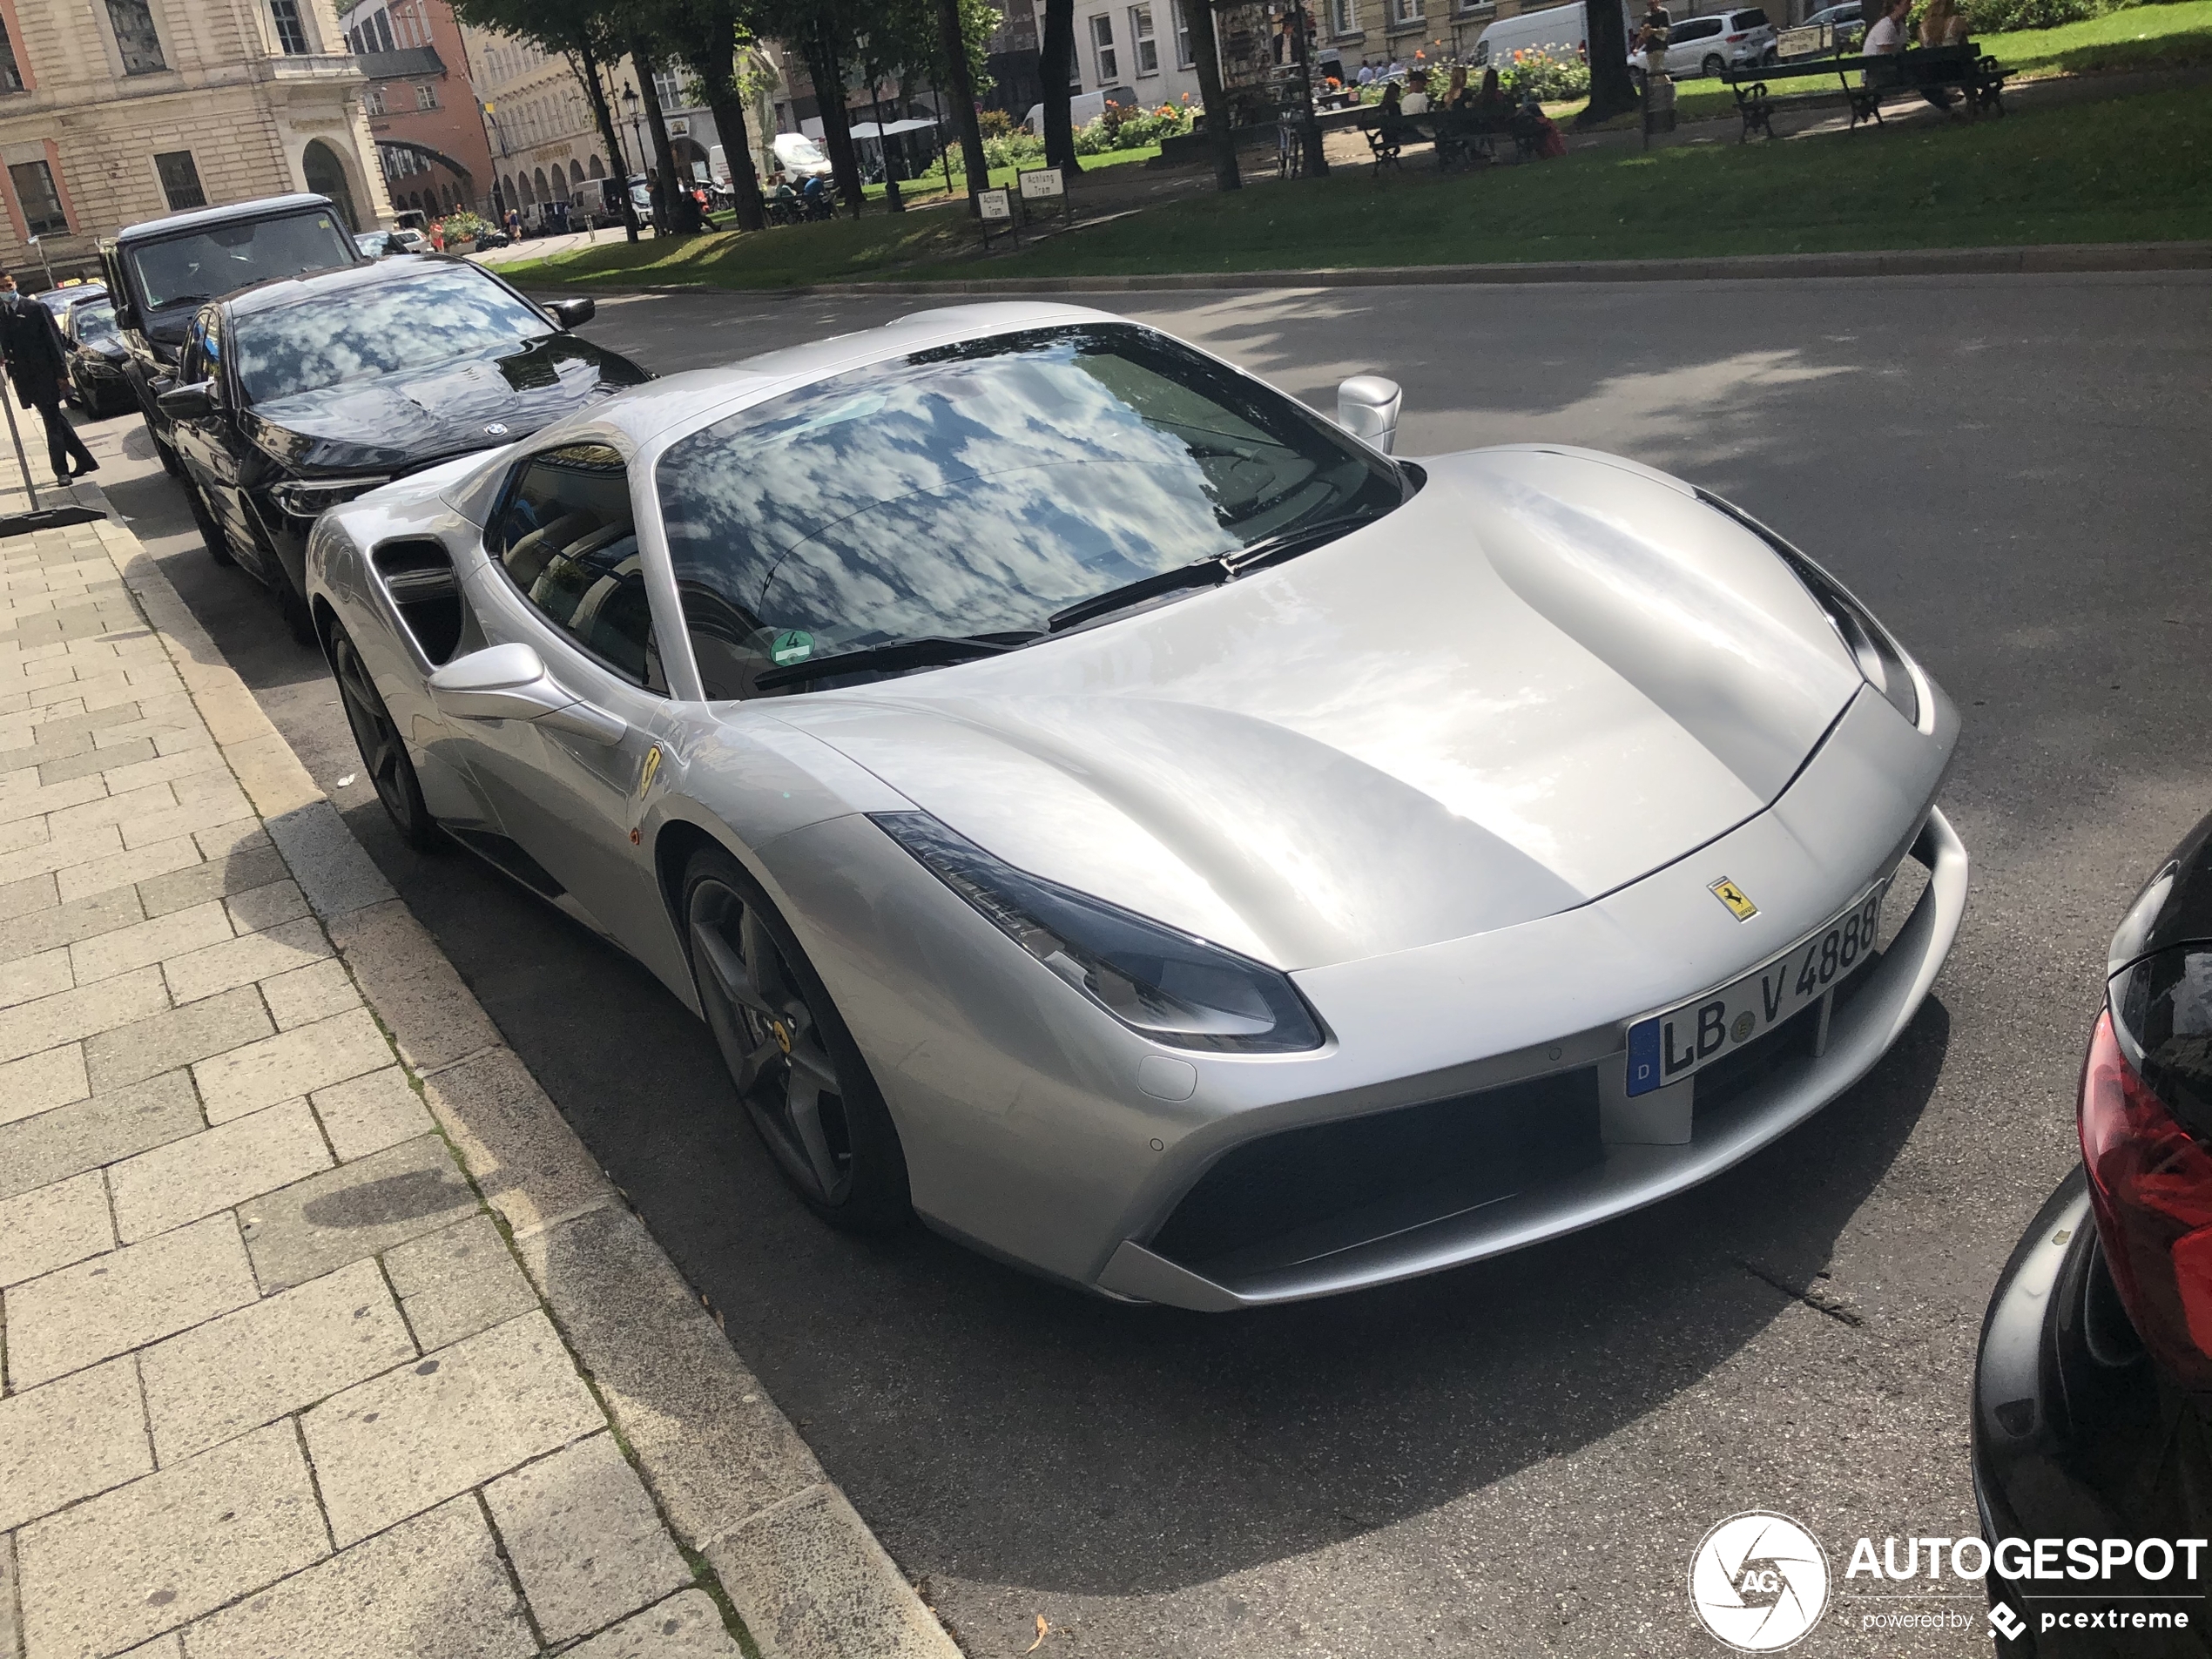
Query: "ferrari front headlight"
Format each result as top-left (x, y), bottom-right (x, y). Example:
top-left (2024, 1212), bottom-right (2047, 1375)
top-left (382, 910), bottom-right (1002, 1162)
top-left (871, 812), bottom-right (1325, 1054)
top-left (266, 475), bottom-right (394, 519)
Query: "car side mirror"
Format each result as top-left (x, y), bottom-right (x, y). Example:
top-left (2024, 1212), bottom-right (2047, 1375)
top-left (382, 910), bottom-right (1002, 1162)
top-left (428, 642), bottom-right (625, 744)
top-left (157, 381), bottom-right (215, 420)
top-left (1336, 375), bottom-right (1404, 456)
top-left (546, 298), bottom-right (596, 330)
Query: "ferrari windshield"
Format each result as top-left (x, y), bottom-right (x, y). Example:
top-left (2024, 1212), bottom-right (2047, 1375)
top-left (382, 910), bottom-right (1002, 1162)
top-left (233, 265), bottom-right (552, 404)
top-left (655, 323), bottom-right (1406, 698)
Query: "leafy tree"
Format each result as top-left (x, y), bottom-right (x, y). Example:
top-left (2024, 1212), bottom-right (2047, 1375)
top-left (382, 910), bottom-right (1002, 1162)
top-left (761, 0), bottom-right (867, 214)
top-left (1184, 0), bottom-right (1239, 192)
top-left (627, 30), bottom-right (697, 231)
top-left (448, 0), bottom-right (643, 240)
top-left (935, 0), bottom-right (992, 212)
top-left (640, 0), bottom-right (771, 232)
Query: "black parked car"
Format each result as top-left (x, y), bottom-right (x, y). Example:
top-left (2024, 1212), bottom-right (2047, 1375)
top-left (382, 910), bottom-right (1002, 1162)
top-left (64, 295), bottom-right (135, 418)
top-left (1975, 810), bottom-right (2212, 1654)
top-left (100, 193), bottom-right (368, 480)
top-left (155, 254), bottom-right (645, 640)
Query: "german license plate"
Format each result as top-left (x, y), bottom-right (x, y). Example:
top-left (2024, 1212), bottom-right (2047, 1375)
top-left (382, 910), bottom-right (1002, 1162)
top-left (1626, 882), bottom-right (1887, 1097)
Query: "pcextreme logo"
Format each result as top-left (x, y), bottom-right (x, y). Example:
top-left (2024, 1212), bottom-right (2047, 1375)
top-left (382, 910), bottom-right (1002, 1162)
top-left (1690, 1512), bottom-right (1831, 1652)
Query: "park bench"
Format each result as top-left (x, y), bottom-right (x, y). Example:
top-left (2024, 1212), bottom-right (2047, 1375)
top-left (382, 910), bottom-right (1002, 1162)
top-left (1363, 108), bottom-right (1541, 172)
top-left (1723, 42), bottom-right (2007, 139)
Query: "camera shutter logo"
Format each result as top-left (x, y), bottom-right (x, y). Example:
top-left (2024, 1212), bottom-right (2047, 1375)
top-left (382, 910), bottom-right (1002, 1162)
top-left (1689, 1512), bottom-right (1830, 1652)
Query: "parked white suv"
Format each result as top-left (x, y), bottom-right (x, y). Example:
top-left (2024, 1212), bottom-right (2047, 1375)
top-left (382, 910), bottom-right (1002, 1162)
top-left (1631, 7), bottom-right (1779, 80)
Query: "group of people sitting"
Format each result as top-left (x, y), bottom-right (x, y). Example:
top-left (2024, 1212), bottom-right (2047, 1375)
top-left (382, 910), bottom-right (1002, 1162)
top-left (1372, 65), bottom-right (1568, 163)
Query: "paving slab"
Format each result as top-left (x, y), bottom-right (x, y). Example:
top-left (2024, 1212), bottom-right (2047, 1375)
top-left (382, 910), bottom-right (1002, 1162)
top-left (300, 1309), bottom-right (602, 1547)
top-left (0, 1168), bottom-right (114, 1287)
top-left (0, 884), bottom-right (146, 967)
top-left (4, 1214), bottom-right (260, 1390)
top-left (239, 1133), bottom-right (478, 1294)
top-left (13, 1421), bottom-right (327, 1659)
top-left (136, 844), bottom-right (287, 921)
top-left (703, 1486), bottom-right (961, 1659)
top-left (0, 948), bottom-right (71, 1010)
top-left (176, 1496), bottom-right (528, 1659)
top-left (67, 902), bottom-right (232, 989)
top-left (327, 900), bottom-right (497, 1073)
top-left (420, 1046), bottom-right (610, 1240)
top-left (84, 985), bottom-right (273, 1096)
top-left (259, 957), bottom-right (358, 1030)
top-left (381, 1211), bottom-right (536, 1352)
top-left (139, 1258), bottom-right (416, 1466)
top-left (0, 1069), bottom-right (203, 1204)
top-left (108, 1099), bottom-right (332, 1243)
top-left (565, 1591), bottom-right (745, 1659)
top-left (483, 1433), bottom-right (691, 1642)
top-left (192, 1008), bottom-right (389, 1125)
top-left (0, 1358), bottom-right (152, 1534)
top-left (0, 964), bottom-right (168, 1069)
top-left (159, 916), bottom-right (330, 1007)
top-left (0, 1040), bottom-right (88, 1129)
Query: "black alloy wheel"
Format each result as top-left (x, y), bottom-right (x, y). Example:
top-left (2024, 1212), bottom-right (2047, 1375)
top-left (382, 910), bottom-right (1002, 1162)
top-left (1703, 51), bottom-right (1727, 76)
top-left (329, 624), bottom-right (441, 852)
top-left (183, 481), bottom-right (236, 569)
top-left (683, 846), bottom-right (910, 1231)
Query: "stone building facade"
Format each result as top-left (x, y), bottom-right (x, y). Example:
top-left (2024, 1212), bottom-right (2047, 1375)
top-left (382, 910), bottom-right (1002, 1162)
top-left (0, 0), bottom-right (390, 284)
top-left (340, 0), bottom-right (496, 220)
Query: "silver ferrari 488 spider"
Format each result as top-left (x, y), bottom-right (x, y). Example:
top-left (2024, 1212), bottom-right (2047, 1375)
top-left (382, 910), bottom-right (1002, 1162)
top-left (308, 302), bottom-right (1966, 1310)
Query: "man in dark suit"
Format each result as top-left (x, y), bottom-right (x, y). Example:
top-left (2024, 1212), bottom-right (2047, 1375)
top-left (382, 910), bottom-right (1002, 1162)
top-left (0, 269), bottom-right (98, 487)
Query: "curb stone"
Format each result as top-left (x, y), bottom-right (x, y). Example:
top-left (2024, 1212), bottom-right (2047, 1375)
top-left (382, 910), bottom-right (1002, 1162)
top-left (522, 237), bottom-right (2212, 301)
top-left (84, 516), bottom-right (963, 1659)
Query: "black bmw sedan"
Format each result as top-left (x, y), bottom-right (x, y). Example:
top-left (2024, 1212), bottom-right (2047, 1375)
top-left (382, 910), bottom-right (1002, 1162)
top-left (1975, 811), bottom-right (2212, 1654)
top-left (155, 255), bottom-right (646, 639)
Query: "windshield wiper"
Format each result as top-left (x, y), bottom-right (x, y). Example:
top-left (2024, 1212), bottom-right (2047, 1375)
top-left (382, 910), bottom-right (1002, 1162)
top-left (1225, 511), bottom-right (1386, 574)
top-left (1047, 557), bottom-right (1231, 634)
top-left (753, 633), bottom-right (1032, 691)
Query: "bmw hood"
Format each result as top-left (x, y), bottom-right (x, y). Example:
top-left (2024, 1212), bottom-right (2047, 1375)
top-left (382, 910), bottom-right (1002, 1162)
top-left (770, 448), bottom-right (1887, 972)
top-left (242, 334), bottom-right (646, 473)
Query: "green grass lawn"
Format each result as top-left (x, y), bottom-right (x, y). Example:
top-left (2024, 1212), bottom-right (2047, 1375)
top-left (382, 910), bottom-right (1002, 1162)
top-left (500, 82), bottom-right (2208, 290)
top-left (1560, 0), bottom-right (2212, 124)
top-left (861, 144), bottom-right (1163, 207)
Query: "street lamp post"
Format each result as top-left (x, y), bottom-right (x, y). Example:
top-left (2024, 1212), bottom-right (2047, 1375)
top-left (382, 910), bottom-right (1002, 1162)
top-left (620, 83), bottom-right (654, 236)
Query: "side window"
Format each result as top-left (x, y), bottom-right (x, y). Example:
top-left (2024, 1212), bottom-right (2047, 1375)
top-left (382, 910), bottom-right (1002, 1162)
top-left (488, 443), bottom-right (669, 693)
top-left (179, 309), bottom-right (220, 384)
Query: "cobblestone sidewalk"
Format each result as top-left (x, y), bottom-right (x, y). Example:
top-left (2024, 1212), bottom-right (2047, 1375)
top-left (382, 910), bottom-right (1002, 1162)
top-left (0, 502), bottom-right (955, 1659)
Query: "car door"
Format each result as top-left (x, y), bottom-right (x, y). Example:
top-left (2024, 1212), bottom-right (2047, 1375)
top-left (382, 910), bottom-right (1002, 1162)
top-left (166, 309), bottom-right (266, 571)
top-left (1671, 17), bottom-right (1721, 72)
top-left (442, 440), bottom-right (694, 986)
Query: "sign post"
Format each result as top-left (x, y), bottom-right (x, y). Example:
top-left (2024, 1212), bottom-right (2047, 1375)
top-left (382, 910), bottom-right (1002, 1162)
top-left (1015, 165), bottom-right (1071, 229)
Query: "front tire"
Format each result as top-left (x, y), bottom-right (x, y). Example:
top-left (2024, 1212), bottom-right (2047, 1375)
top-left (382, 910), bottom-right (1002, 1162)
top-left (1703, 52), bottom-right (1727, 78)
top-left (330, 624), bottom-right (441, 852)
top-left (683, 846), bottom-right (911, 1232)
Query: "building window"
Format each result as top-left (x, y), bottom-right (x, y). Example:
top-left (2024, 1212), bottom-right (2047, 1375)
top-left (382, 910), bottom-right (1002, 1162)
top-left (270, 0), bottom-right (308, 52)
top-left (652, 66), bottom-right (684, 110)
top-left (363, 84), bottom-right (386, 114)
top-left (1171, 0), bottom-right (1194, 66)
top-left (0, 14), bottom-right (25, 93)
top-left (372, 9), bottom-right (395, 51)
top-left (1329, 0), bottom-right (1355, 32)
top-left (1089, 13), bottom-right (1118, 81)
top-left (1391, 0), bottom-right (1424, 21)
top-left (8, 158), bottom-right (67, 235)
top-left (105, 0), bottom-right (167, 74)
top-left (415, 80), bottom-right (436, 109)
top-left (153, 150), bottom-right (206, 210)
top-left (1130, 4), bottom-right (1159, 73)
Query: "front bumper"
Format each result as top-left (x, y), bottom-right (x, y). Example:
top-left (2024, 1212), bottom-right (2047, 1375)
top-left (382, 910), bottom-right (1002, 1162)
top-left (1972, 1169), bottom-right (2212, 1654)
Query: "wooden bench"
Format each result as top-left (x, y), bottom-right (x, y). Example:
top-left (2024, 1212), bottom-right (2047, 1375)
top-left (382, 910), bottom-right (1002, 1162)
top-left (1725, 43), bottom-right (2007, 139)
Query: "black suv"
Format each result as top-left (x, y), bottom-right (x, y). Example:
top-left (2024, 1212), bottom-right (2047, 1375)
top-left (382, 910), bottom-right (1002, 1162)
top-left (99, 193), bottom-right (366, 477)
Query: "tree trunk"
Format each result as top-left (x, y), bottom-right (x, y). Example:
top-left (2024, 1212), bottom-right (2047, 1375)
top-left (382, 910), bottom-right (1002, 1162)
top-left (572, 42), bottom-right (640, 242)
top-left (1287, 0), bottom-right (1326, 175)
top-left (693, 3), bottom-right (764, 232)
top-left (1576, 0), bottom-right (1640, 125)
top-left (870, 73), bottom-right (903, 212)
top-left (935, 0), bottom-right (990, 212)
top-left (1039, 0), bottom-right (1082, 172)
top-left (802, 27), bottom-right (867, 218)
top-left (1186, 0), bottom-right (1241, 192)
top-left (631, 38), bottom-right (691, 231)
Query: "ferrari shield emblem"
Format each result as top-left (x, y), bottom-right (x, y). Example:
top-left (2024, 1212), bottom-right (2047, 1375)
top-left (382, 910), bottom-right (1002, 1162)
top-left (1709, 878), bottom-right (1758, 922)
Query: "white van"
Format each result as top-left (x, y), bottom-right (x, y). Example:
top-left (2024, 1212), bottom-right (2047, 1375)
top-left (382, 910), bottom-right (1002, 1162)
top-left (1473, 1), bottom-right (1614, 65)
top-left (772, 132), bottom-right (834, 179)
top-left (1022, 85), bottom-right (1138, 135)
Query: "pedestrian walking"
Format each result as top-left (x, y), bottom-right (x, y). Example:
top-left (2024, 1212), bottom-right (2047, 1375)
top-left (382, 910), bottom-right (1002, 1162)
top-left (0, 268), bottom-right (98, 487)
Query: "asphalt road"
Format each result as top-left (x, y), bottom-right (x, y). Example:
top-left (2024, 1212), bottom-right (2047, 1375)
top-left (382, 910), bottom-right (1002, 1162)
top-left (69, 271), bottom-right (2212, 1658)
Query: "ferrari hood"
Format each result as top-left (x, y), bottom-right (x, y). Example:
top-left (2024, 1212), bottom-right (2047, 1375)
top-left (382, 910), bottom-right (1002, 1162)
top-left (770, 448), bottom-right (1878, 972)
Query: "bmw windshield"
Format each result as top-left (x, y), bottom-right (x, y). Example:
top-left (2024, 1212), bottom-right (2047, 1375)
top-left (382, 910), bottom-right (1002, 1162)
top-left (233, 265), bottom-right (553, 404)
top-left (656, 323), bottom-right (1410, 698)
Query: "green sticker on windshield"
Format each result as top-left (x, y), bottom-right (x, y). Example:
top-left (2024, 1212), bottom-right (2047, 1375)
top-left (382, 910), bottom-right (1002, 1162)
top-left (771, 630), bottom-right (813, 666)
